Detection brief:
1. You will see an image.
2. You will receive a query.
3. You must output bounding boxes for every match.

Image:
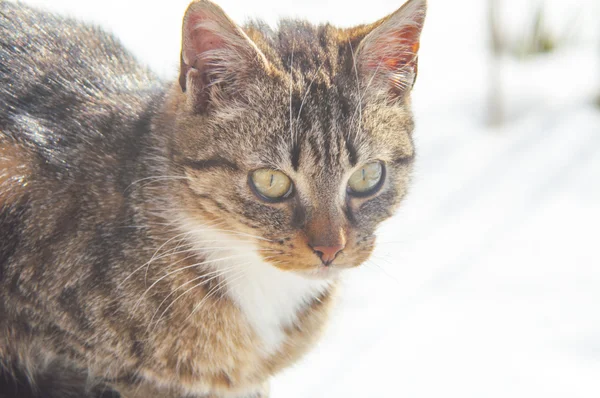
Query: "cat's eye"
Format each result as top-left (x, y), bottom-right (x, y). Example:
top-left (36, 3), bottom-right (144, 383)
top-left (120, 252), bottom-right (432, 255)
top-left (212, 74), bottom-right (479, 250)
top-left (347, 161), bottom-right (385, 197)
top-left (249, 169), bottom-right (293, 202)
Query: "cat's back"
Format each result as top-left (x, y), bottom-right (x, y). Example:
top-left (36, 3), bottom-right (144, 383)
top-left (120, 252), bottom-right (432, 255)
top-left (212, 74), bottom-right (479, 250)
top-left (0, 1), bottom-right (162, 171)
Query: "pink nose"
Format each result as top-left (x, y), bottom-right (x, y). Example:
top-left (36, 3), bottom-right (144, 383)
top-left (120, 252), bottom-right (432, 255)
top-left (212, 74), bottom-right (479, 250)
top-left (311, 245), bottom-right (344, 266)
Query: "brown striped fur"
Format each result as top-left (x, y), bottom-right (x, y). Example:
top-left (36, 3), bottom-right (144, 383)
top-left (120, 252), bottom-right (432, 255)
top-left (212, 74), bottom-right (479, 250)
top-left (0, 0), bottom-right (426, 397)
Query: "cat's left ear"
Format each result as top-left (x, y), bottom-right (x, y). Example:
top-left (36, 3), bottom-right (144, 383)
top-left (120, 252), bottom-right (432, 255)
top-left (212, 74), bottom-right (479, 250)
top-left (356, 0), bottom-right (426, 100)
top-left (179, 0), bottom-right (270, 112)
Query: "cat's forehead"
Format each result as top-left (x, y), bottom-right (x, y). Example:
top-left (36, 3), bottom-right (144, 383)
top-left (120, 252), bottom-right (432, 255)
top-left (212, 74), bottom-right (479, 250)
top-left (241, 82), bottom-right (364, 171)
top-left (245, 20), bottom-right (348, 79)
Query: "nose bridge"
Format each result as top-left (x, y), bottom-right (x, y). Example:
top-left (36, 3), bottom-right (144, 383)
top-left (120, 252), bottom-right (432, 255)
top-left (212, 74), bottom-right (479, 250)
top-left (305, 200), bottom-right (346, 248)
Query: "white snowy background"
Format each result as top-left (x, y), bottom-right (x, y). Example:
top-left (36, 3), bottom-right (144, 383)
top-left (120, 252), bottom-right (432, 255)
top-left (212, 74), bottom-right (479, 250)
top-left (12, 0), bottom-right (600, 396)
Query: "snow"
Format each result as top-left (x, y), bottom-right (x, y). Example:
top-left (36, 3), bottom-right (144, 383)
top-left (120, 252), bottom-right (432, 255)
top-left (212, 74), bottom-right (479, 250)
top-left (14, 0), bottom-right (600, 396)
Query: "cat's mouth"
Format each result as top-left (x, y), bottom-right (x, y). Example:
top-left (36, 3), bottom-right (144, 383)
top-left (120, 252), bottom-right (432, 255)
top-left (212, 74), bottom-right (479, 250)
top-left (259, 249), bottom-right (360, 278)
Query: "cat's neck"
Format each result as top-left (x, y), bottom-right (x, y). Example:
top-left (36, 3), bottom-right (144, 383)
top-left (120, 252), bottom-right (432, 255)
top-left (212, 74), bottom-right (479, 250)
top-left (173, 212), bottom-right (334, 356)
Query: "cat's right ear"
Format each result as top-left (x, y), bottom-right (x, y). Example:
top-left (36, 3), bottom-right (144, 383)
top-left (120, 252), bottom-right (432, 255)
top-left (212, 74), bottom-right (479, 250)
top-left (179, 0), bottom-right (270, 112)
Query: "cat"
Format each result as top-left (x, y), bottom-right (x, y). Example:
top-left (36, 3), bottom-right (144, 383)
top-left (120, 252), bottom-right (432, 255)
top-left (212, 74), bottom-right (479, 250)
top-left (0, 0), bottom-right (426, 397)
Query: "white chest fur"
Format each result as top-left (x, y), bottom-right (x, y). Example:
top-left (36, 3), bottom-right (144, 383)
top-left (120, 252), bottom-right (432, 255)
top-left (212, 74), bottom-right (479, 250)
top-left (225, 251), bottom-right (330, 355)
top-left (177, 218), bottom-right (330, 356)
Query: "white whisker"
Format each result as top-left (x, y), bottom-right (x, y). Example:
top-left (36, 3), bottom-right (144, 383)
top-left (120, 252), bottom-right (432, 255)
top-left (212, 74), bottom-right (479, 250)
top-left (348, 39), bottom-right (363, 140)
top-left (363, 259), bottom-right (401, 285)
top-left (124, 175), bottom-right (191, 192)
top-left (148, 263), bottom-right (244, 332)
top-left (185, 270), bottom-right (247, 323)
top-left (118, 221), bottom-right (227, 288)
top-left (295, 61), bottom-right (324, 127)
top-left (350, 60), bottom-right (383, 140)
top-left (289, 40), bottom-right (295, 144)
top-left (187, 227), bottom-right (274, 242)
top-left (131, 253), bottom-right (252, 313)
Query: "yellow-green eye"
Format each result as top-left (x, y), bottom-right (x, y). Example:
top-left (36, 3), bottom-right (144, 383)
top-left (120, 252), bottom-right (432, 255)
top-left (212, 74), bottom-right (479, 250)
top-left (249, 169), bottom-right (293, 201)
top-left (347, 161), bottom-right (385, 196)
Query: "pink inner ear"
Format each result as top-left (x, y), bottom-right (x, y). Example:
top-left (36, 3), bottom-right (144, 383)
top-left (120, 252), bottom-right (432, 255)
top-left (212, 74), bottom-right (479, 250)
top-left (184, 13), bottom-right (227, 69)
top-left (366, 25), bottom-right (421, 72)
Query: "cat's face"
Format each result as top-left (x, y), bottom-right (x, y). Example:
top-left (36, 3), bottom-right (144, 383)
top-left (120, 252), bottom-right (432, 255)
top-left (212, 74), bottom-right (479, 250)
top-left (168, 0), bottom-right (425, 278)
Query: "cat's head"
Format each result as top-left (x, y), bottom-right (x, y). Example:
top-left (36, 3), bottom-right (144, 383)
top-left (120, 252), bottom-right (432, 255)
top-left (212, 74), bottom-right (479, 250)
top-left (165, 0), bottom-right (426, 279)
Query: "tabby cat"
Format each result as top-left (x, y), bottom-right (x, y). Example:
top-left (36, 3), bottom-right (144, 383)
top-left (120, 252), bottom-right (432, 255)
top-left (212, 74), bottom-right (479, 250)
top-left (0, 0), bottom-right (426, 396)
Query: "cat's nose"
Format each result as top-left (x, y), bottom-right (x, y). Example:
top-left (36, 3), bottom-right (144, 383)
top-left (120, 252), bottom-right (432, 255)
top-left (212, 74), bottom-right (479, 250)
top-left (311, 244), bottom-right (344, 266)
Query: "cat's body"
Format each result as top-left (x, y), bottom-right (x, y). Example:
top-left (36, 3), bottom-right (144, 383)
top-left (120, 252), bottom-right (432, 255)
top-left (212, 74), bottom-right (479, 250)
top-left (0, 1), bottom-right (426, 397)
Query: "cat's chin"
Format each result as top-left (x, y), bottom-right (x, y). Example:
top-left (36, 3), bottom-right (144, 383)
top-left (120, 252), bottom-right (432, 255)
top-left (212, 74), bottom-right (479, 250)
top-left (292, 265), bottom-right (346, 281)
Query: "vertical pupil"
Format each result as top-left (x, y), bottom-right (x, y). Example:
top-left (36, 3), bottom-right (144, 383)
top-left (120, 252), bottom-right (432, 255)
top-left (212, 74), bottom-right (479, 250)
top-left (362, 168), bottom-right (366, 181)
top-left (269, 173), bottom-right (274, 187)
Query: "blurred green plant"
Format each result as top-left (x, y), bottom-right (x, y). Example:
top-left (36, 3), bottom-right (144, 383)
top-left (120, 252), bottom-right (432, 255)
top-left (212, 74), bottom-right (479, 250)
top-left (509, 4), bottom-right (578, 58)
top-left (491, 1), bottom-right (580, 59)
top-left (487, 0), bottom-right (504, 126)
top-left (487, 0), bottom-right (585, 126)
